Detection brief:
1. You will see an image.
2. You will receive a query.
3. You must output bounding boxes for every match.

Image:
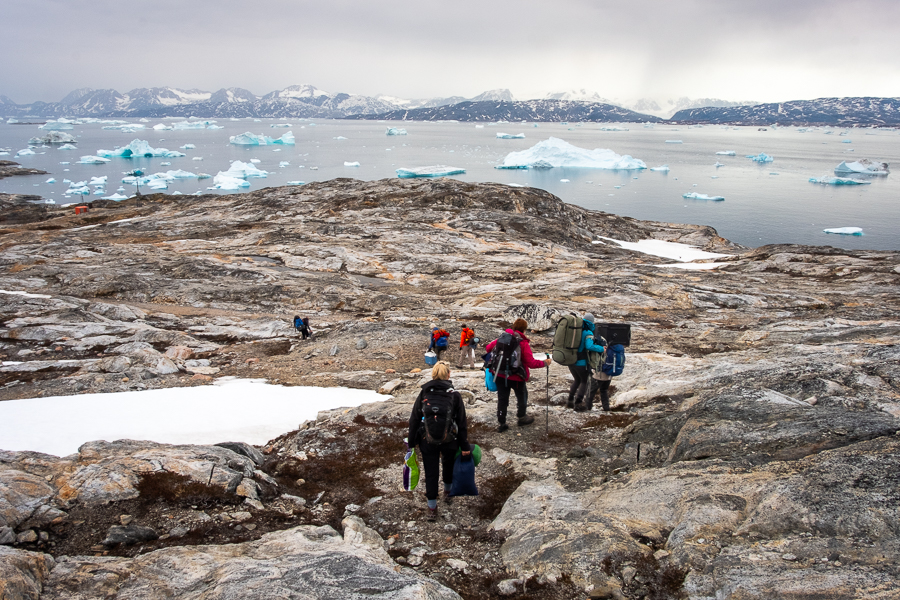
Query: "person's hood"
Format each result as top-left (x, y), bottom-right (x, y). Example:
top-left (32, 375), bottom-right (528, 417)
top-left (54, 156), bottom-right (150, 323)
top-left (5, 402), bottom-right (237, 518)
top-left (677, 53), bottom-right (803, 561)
top-left (583, 320), bottom-right (595, 332)
top-left (506, 328), bottom-right (530, 342)
top-left (421, 379), bottom-right (454, 392)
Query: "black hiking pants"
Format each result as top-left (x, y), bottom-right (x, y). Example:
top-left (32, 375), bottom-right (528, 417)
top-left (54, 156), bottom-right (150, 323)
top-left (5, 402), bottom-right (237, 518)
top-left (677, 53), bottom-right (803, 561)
top-left (568, 365), bottom-right (592, 407)
top-left (496, 377), bottom-right (528, 424)
top-left (419, 439), bottom-right (459, 501)
top-left (589, 379), bottom-right (612, 411)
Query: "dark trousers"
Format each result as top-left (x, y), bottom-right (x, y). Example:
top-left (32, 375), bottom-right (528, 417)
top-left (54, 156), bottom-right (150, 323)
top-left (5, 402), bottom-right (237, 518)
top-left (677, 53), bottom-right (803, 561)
top-left (568, 365), bottom-right (592, 406)
top-left (496, 377), bottom-right (528, 424)
top-left (419, 439), bottom-right (459, 501)
top-left (589, 379), bottom-right (612, 411)
top-left (298, 328), bottom-right (309, 339)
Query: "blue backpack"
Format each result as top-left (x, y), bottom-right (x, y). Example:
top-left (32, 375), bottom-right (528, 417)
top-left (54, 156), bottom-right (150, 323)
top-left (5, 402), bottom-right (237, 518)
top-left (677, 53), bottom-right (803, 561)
top-left (602, 344), bottom-right (626, 376)
top-left (435, 336), bottom-right (448, 348)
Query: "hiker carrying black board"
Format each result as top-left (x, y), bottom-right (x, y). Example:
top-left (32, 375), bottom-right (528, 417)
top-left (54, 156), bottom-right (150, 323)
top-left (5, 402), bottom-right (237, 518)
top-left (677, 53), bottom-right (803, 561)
top-left (293, 316), bottom-right (313, 340)
top-left (589, 340), bottom-right (626, 411)
top-left (408, 361), bottom-right (471, 521)
top-left (567, 312), bottom-right (605, 412)
top-left (485, 318), bottom-right (551, 432)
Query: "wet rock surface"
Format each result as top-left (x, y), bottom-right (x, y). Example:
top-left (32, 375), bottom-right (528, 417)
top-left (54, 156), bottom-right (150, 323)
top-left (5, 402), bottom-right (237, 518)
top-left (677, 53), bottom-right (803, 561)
top-left (0, 178), bottom-right (898, 598)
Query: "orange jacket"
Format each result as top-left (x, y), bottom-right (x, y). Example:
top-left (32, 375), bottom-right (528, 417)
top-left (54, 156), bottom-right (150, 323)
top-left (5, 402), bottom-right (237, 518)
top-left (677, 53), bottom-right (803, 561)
top-left (459, 328), bottom-right (474, 348)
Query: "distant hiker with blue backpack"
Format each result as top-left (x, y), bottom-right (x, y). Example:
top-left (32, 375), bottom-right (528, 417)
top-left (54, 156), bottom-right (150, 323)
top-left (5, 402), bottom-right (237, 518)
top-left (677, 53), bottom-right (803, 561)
top-left (293, 315), bottom-right (313, 340)
top-left (428, 326), bottom-right (451, 362)
top-left (485, 318), bottom-right (551, 432)
top-left (566, 313), bottom-right (605, 412)
top-left (591, 341), bottom-right (626, 411)
top-left (408, 361), bottom-right (471, 522)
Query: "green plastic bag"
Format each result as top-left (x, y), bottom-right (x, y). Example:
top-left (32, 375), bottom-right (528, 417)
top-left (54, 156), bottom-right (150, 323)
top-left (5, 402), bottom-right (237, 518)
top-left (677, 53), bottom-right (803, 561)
top-left (455, 443), bottom-right (482, 467)
top-left (403, 439), bottom-right (419, 491)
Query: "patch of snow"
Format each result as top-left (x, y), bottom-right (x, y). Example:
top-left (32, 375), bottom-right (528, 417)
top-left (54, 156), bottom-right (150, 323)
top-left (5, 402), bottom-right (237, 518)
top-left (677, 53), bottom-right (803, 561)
top-left (595, 237), bottom-right (730, 262)
top-left (0, 378), bottom-right (387, 456)
top-left (653, 263), bottom-right (729, 270)
top-left (0, 290), bottom-right (51, 299)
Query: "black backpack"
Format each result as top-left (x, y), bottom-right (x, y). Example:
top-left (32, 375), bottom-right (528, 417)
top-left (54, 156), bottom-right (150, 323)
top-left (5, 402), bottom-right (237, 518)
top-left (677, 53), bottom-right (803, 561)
top-left (489, 332), bottom-right (525, 380)
top-left (421, 388), bottom-right (458, 444)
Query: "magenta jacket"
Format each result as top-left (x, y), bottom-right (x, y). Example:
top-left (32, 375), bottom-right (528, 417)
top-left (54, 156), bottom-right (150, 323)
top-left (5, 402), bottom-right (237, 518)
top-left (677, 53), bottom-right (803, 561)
top-left (485, 328), bottom-right (546, 382)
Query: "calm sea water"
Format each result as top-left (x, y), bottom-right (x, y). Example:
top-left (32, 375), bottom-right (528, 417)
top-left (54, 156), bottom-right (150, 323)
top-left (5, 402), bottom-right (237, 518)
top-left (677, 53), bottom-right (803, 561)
top-left (2, 118), bottom-right (898, 250)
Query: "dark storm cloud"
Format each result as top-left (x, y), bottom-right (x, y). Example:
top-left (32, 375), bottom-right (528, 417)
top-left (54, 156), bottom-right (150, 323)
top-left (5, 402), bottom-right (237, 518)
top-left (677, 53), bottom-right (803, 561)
top-left (3, 0), bottom-right (899, 104)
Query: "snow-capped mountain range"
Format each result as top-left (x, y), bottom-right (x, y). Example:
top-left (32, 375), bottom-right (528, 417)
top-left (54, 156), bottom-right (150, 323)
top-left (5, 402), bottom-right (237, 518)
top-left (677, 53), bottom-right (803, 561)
top-left (1, 85), bottom-right (898, 126)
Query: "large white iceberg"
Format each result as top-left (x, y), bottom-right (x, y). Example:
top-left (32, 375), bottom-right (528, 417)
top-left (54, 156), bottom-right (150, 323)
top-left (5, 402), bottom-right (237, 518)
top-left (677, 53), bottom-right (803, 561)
top-left (229, 131), bottom-right (295, 146)
top-left (746, 153), bottom-right (774, 163)
top-left (39, 121), bottom-right (74, 131)
top-left (386, 127), bottom-right (407, 136)
top-left (208, 174), bottom-right (251, 190)
top-left (173, 120), bottom-right (217, 130)
top-left (219, 160), bottom-right (268, 178)
top-left (823, 227), bottom-right (863, 235)
top-left (496, 137), bottom-right (646, 170)
top-left (496, 132), bottom-right (525, 139)
top-left (78, 155), bottom-right (111, 164)
top-left (833, 159), bottom-right (889, 176)
top-left (396, 165), bottom-right (466, 178)
top-left (89, 176), bottom-right (108, 186)
top-left (683, 192), bottom-right (724, 201)
top-left (102, 192), bottom-right (130, 201)
top-left (808, 176), bottom-right (871, 186)
top-left (715, 150), bottom-right (736, 156)
top-left (97, 139), bottom-right (185, 159)
top-left (15, 149), bottom-right (35, 157)
top-left (153, 124), bottom-right (173, 131)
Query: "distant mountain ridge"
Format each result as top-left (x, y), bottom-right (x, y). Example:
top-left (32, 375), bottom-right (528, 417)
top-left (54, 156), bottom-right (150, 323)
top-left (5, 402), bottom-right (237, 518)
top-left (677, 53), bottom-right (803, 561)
top-left (1, 85), bottom-right (898, 126)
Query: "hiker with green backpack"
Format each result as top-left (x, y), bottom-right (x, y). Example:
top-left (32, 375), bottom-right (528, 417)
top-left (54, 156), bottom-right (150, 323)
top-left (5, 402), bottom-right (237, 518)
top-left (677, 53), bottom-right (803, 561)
top-left (566, 313), bottom-right (605, 412)
top-left (408, 361), bottom-right (471, 521)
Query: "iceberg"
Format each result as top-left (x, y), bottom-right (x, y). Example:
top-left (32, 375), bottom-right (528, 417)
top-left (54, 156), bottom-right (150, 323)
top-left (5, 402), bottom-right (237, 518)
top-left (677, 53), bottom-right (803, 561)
top-left (286, 181), bottom-right (305, 185)
top-left (809, 176), bottom-right (871, 186)
top-left (683, 192), bottom-right (725, 201)
top-left (271, 123), bottom-right (291, 128)
top-left (166, 169), bottom-right (200, 179)
top-left (207, 174), bottom-right (251, 190)
top-left (15, 149), bottom-right (35, 157)
top-left (39, 121), bottom-right (74, 131)
top-left (842, 139), bottom-right (852, 143)
top-left (102, 193), bottom-right (129, 201)
top-left (834, 160), bottom-right (889, 176)
top-left (229, 131), bottom-right (295, 146)
top-left (173, 120), bottom-right (217, 130)
top-left (58, 143), bottom-right (78, 150)
top-left (665, 140), bottom-right (683, 144)
top-left (714, 161), bottom-right (725, 167)
top-left (386, 127), bottom-right (408, 136)
top-left (650, 165), bottom-right (670, 172)
top-left (29, 131), bottom-right (76, 144)
top-left (78, 155), bottom-right (111, 164)
top-left (716, 150), bottom-right (736, 156)
top-left (89, 176), bottom-right (108, 186)
top-left (207, 125), bottom-right (224, 130)
top-left (180, 144), bottom-right (196, 149)
top-left (153, 124), bottom-right (173, 131)
top-left (823, 227), bottom-right (863, 235)
top-left (279, 161), bottom-right (290, 167)
top-left (192, 157), bottom-right (203, 161)
top-left (219, 160), bottom-right (268, 179)
top-left (344, 161), bottom-right (361, 167)
top-left (333, 136), bottom-right (347, 140)
top-left (97, 139), bottom-right (185, 159)
top-left (46, 178), bottom-right (56, 184)
top-left (496, 133), bottom-right (525, 139)
top-left (746, 152), bottom-right (774, 163)
top-left (496, 137), bottom-right (646, 170)
top-left (396, 165), bottom-right (466, 178)
top-left (599, 126), bottom-right (629, 131)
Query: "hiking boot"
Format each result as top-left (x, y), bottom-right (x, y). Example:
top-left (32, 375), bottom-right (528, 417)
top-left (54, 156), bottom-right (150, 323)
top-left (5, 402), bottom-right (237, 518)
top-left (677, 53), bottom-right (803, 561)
top-left (426, 507), bottom-right (438, 522)
top-left (443, 491), bottom-right (453, 504)
top-left (574, 403), bottom-right (589, 413)
top-left (497, 423), bottom-right (509, 433)
top-left (566, 400), bottom-right (575, 409)
top-left (517, 415), bottom-right (535, 426)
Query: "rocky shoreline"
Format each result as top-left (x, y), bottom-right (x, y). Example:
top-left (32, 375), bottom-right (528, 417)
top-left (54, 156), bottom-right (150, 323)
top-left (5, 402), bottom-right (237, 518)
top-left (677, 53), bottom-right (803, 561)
top-left (1, 179), bottom-right (898, 599)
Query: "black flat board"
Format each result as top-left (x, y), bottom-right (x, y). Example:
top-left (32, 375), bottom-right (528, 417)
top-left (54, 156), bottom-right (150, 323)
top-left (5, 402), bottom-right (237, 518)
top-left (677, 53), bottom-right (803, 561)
top-left (596, 323), bottom-right (631, 347)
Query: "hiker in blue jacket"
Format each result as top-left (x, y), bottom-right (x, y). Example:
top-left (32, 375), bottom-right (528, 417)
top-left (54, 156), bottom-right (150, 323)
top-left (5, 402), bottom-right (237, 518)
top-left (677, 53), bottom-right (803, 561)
top-left (566, 312), bottom-right (605, 412)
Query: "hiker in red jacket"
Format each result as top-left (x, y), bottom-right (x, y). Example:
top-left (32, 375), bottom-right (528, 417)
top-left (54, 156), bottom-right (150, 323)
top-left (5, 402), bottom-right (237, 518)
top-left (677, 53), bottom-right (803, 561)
top-left (485, 318), bottom-right (551, 432)
top-left (456, 324), bottom-right (476, 369)
top-left (428, 326), bottom-right (451, 361)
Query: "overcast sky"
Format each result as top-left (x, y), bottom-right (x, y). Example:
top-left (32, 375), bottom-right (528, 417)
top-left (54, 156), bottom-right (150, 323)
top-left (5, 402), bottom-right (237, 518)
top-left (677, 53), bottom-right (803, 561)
top-left (4, 0), bottom-right (900, 105)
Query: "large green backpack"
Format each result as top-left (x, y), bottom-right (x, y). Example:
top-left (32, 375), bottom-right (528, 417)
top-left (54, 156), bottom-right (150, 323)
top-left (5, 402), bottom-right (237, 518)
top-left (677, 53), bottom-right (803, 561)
top-left (551, 314), bottom-right (584, 366)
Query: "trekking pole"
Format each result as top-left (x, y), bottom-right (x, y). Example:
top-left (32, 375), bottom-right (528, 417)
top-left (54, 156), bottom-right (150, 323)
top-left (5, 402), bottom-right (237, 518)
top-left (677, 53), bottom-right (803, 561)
top-left (545, 359), bottom-right (550, 437)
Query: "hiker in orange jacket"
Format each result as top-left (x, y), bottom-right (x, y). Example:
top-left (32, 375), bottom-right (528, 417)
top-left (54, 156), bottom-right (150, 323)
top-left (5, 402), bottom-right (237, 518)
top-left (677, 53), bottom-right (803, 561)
top-left (456, 325), bottom-right (476, 369)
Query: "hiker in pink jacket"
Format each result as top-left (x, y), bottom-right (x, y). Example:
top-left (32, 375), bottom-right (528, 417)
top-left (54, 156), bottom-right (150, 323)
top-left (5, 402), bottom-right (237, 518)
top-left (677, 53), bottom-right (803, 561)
top-left (485, 318), bottom-right (551, 432)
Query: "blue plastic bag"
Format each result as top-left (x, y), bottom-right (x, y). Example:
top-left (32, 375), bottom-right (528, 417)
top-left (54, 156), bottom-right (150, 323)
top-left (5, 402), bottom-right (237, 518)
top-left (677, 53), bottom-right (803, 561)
top-left (448, 454), bottom-right (478, 497)
top-left (484, 369), bottom-right (498, 392)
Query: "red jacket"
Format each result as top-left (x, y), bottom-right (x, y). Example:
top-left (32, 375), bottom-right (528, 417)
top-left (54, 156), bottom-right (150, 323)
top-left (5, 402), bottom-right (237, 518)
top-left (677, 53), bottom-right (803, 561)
top-left (485, 329), bottom-right (546, 382)
top-left (459, 327), bottom-right (474, 348)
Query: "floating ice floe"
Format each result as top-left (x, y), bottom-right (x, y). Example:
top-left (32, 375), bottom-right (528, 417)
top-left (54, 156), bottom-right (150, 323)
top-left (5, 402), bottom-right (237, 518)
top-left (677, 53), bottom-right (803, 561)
top-left (475, 125), bottom-right (485, 129)
top-left (192, 157), bottom-right (203, 161)
top-left (396, 165), bottom-right (466, 178)
top-left (45, 178), bottom-right (56, 184)
top-left (271, 123), bottom-right (291, 128)
top-left (842, 139), bottom-right (852, 143)
top-left (78, 155), bottom-right (111, 164)
top-left (229, 131), bottom-right (295, 146)
top-left (97, 139), bottom-right (185, 159)
top-left (279, 161), bottom-right (290, 167)
top-left (823, 227), bottom-right (863, 235)
top-left (88, 176), bottom-right (108, 186)
top-left (344, 161), bottom-right (361, 167)
top-left (834, 159), bottom-right (889, 176)
top-left (208, 175), bottom-right (251, 190)
top-left (809, 176), bottom-right (871, 185)
top-left (386, 127), bottom-right (408, 136)
top-left (173, 120), bottom-right (217, 130)
top-left (65, 182), bottom-right (91, 195)
top-left (650, 165), bottom-right (670, 172)
top-left (101, 123), bottom-right (146, 131)
top-left (250, 159), bottom-right (261, 164)
top-left (560, 179), bottom-right (570, 183)
top-left (153, 124), bottom-right (173, 131)
top-left (746, 152), bottom-right (774, 163)
top-left (15, 149), bottom-right (35, 157)
top-left (29, 131), bottom-right (76, 144)
top-left (714, 161), bottom-right (725, 167)
top-left (58, 143), bottom-right (78, 150)
top-left (665, 140), bottom-right (683, 144)
top-left (286, 181), bottom-right (305, 185)
top-left (496, 133), bottom-right (525, 139)
top-left (333, 136), bottom-right (347, 140)
top-left (683, 192), bottom-right (725, 201)
top-left (180, 144), bottom-right (196, 149)
top-left (102, 192), bottom-right (130, 201)
top-left (39, 121), bottom-right (74, 131)
top-left (496, 137), bottom-right (646, 170)
top-left (599, 126), bottom-right (629, 131)
top-left (716, 150), bottom-right (736, 156)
